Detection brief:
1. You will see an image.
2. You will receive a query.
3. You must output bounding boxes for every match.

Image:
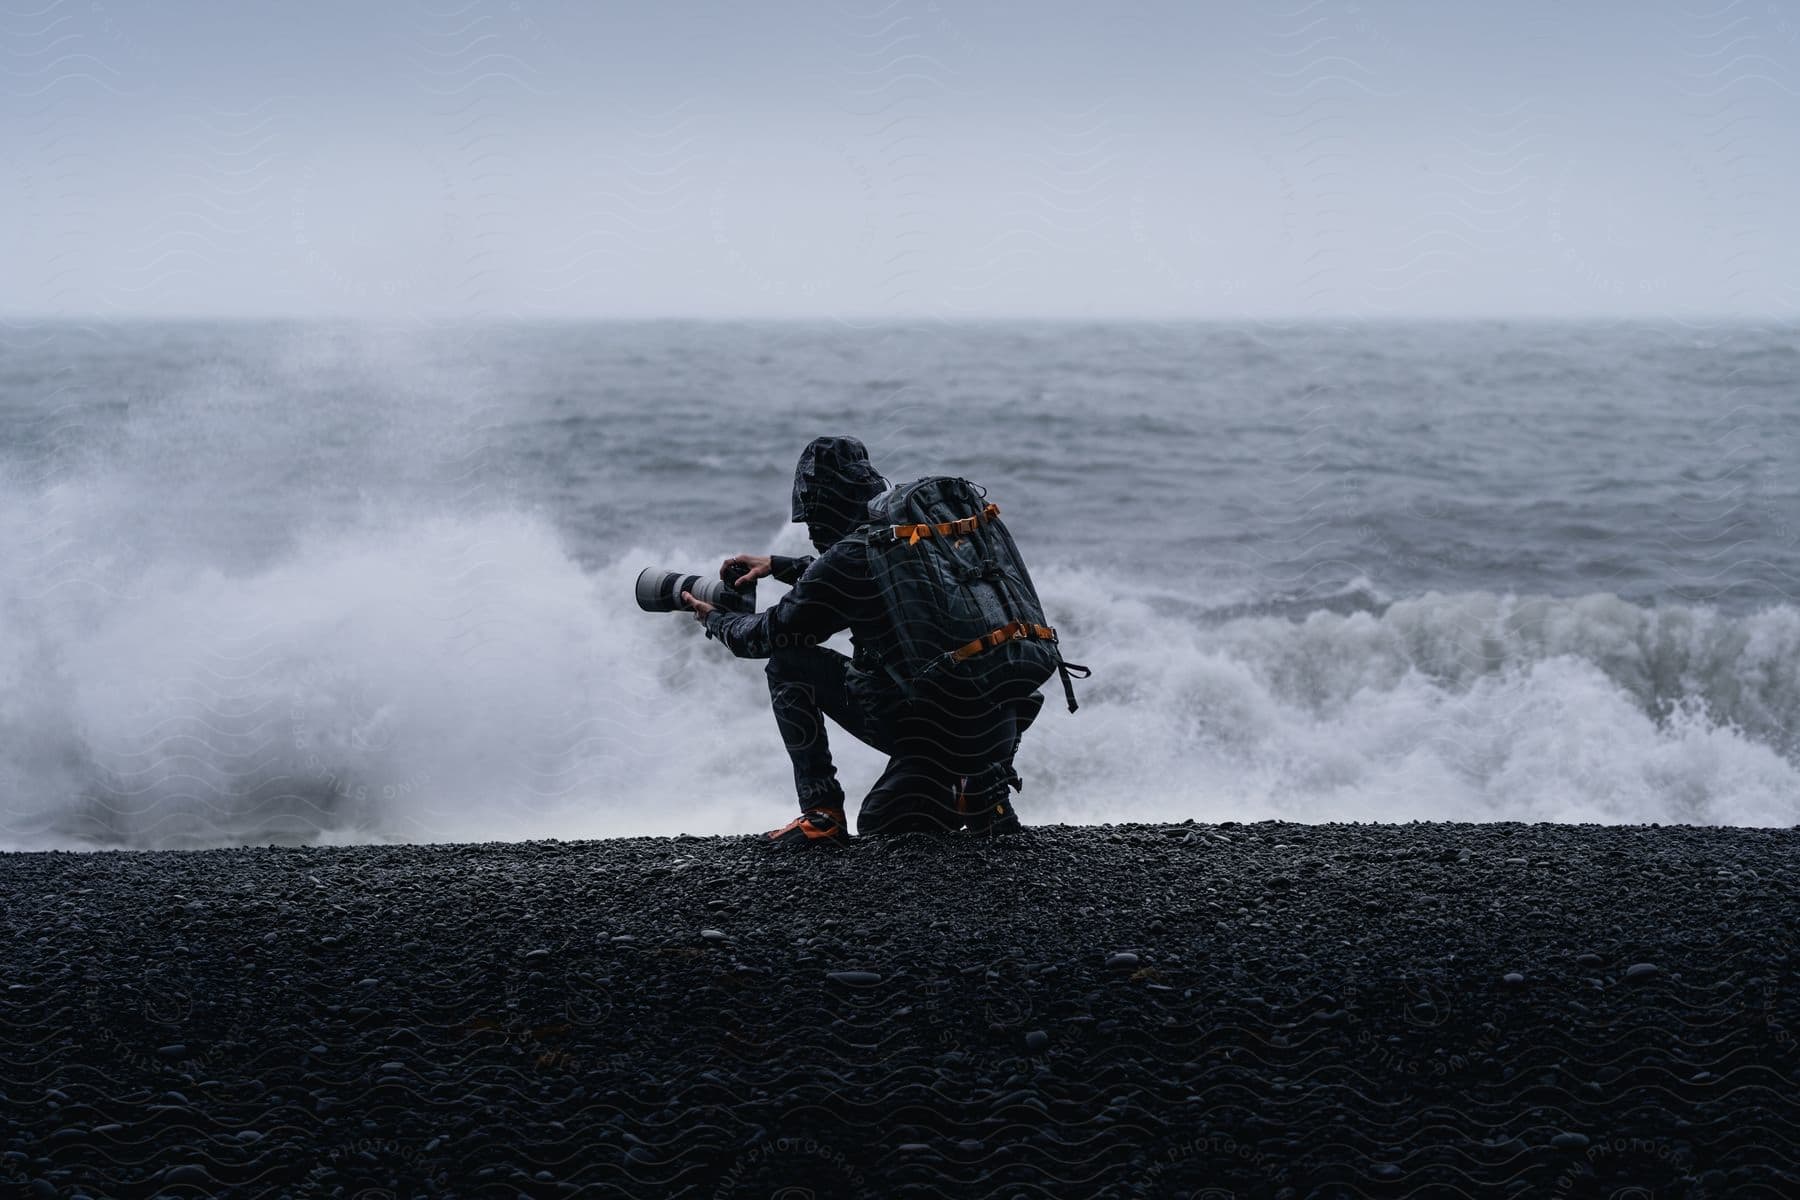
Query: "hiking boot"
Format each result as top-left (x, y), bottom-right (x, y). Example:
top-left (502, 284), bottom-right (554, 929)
top-left (765, 807), bottom-right (850, 847)
top-left (955, 767), bottom-right (1023, 836)
top-left (962, 794), bottom-right (1022, 837)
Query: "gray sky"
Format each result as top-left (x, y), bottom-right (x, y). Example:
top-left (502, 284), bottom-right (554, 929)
top-left (3, 0), bottom-right (1798, 319)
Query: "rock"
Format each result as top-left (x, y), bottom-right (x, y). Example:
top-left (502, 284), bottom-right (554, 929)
top-left (525, 948), bottom-right (551, 960)
top-left (1576, 953), bottom-right (1602, 967)
top-left (163, 1165), bottom-right (210, 1184)
top-left (1624, 963), bottom-right (1659, 982)
top-left (155, 1044), bottom-right (187, 1059)
top-left (1502, 973), bottom-right (1525, 987)
top-left (699, 929), bottom-right (727, 942)
top-left (1105, 952), bottom-right (1140, 969)
top-left (826, 970), bottom-right (881, 986)
top-left (1024, 1030), bottom-right (1049, 1053)
top-left (1550, 1132), bottom-right (1589, 1150)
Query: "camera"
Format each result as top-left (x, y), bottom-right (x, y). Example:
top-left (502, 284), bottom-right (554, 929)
top-left (634, 563), bottom-right (757, 615)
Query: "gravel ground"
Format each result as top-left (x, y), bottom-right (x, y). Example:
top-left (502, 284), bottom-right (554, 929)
top-left (3, 820), bottom-right (1797, 1199)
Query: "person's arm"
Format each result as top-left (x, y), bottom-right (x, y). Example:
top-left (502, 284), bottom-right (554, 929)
top-left (717, 553), bottom-right (812, 588)
top-left (688, 551), bottom-right (852, 659)
top-left (769, 555), bottom-right (813, 585)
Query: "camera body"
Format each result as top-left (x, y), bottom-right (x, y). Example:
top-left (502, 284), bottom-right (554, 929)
top-left (634, 565), bottom-right (757, 615)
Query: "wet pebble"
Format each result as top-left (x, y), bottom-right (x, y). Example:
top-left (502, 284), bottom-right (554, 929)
top-left (827, 970), bottom-right (881, 985)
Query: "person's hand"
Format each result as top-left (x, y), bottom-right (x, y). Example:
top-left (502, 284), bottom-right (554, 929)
top-left (721, 554), bottom-right (774, 587)
top-left (680, 591), bottom-right (714, 623)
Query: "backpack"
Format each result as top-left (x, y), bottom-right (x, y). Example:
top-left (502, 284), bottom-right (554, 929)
top-left (857, 477), bottom-right (1089, 756)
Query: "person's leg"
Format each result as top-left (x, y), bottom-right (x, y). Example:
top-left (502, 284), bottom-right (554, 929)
top-left (951, 688), bottom-right (1046, 833)
top-left (765, 644), bottom-right (853, 810)
top-left (1015, 688), bottom-right (1045, 745)
top-left (765, 644), bottom-right (896, 811)
top-left (1004, 689), bottom-right (1045, 777)
top-left (858, 678), bottom-right (990, 835)
top-left (856, 750), bottom-right (959, 836)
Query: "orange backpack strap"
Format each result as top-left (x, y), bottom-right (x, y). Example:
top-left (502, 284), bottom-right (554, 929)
top-left (948, 621), bottom-right (1088, 713)
top-left (892, 502), bottom-right (1001, 546)
top-left (949, 620), bottom-right (1058, 663)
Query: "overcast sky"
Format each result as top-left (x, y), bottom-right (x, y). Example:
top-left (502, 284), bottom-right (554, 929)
top-left (3, 0), bottom-right (1798, 319)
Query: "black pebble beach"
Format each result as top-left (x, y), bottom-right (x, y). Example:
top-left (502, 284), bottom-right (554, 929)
top-left (4, 821), bottom-right (1796, 1198)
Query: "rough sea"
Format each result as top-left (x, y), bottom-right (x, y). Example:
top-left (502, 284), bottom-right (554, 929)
top-left (2, 320), bottom-right (1796, 848)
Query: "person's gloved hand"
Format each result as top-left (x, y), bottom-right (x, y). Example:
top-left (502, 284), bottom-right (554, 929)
top-left (720, 554), bottom-right (773, 586)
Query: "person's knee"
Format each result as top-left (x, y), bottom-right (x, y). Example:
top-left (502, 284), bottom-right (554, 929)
top-left (857, 800), bottom-right (947, 837)
top-left (1018, 689), bottom-right (1046, 729)
top-left (856, 763), bottom-right (958, 836)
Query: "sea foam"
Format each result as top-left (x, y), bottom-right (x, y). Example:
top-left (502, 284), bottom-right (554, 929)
top-left (3, 513), bottom-right (1796, 849)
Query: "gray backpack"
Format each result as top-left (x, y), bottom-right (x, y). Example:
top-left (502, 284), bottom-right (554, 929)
top-left (858, 477), bottom-right (1088, 729)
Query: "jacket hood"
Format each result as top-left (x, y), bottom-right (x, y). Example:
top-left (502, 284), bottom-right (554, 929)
top-left (790, 437), bottom-right (885, 545)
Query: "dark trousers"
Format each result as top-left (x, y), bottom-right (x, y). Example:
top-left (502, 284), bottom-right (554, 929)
top-left (765, 645), bottom-right (1043, 835)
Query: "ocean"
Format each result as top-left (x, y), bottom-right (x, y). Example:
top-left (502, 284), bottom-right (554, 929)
top-left (2, 320), bottom-right (1796, 848)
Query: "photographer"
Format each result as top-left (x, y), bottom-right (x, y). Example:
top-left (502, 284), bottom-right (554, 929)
top-left (680, 436), bottom-right (1039, 845)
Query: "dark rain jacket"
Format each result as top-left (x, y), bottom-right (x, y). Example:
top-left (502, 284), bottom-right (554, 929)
top-left (701, 546), bottom-right (887, 668)
top-left (701, 436), bottom-right (894, 673)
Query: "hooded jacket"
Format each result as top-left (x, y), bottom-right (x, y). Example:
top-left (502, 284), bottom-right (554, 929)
top-left (790, 435), bottom-right (887, 551)
top-left (702, 437), bottom-right (894, 671)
